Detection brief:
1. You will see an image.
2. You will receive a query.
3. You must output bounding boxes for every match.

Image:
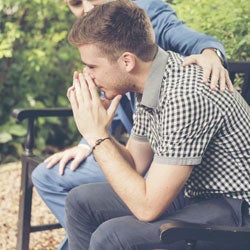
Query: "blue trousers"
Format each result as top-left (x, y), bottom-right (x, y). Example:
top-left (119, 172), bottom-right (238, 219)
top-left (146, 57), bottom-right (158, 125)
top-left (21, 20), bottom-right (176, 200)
top-left (32, 103), bottom-right (133, 250)
top-left (32, 153), bottom-right (107, 250)
top-left (65, 183), bottom-right (250, 250)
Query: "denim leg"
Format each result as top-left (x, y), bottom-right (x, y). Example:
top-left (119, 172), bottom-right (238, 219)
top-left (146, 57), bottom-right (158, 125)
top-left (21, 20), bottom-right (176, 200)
top-left (66, 183), bottom-right (248, 250)
top-left (90, 215), bottom-right (238, 250)
top-left (89, 197), bottom-right (246, 250)
top-left (65, 183), bottom-right (132, 250)
top-left (65, 183), bottom-right (187, 250)
top-left (31, 153), bottom-right (107, 250)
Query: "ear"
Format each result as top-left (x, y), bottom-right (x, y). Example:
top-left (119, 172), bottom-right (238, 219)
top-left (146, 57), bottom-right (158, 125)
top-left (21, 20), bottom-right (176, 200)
top-left (117, 52), bottom-right (136, 72)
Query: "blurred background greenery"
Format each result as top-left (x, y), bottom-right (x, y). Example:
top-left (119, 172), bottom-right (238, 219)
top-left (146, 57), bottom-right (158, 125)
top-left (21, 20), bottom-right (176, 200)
top-left (172, 0), bottom-right (249, 61)
top-left (0, 0), bottom-right (249, 163)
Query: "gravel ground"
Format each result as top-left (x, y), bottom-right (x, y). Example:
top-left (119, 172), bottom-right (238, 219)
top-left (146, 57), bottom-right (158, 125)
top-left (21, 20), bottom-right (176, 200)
top-left (0, 162), bottom-right (65, 250)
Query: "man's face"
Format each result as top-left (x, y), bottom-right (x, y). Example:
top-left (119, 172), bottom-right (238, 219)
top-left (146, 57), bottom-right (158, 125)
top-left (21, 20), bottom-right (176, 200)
top-left (66, 0), bottom-right (106, 18)
top-left (78, 44), bottom-right (131, 100)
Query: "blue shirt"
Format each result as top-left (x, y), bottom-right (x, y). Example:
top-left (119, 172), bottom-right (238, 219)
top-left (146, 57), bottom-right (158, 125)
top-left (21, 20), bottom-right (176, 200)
top-left (135, 0), bottom-right (225, 57)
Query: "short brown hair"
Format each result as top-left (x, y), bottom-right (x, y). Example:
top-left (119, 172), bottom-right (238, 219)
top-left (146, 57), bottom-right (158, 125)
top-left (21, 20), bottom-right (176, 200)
top-left (68, 0), bottom-right (157, 62)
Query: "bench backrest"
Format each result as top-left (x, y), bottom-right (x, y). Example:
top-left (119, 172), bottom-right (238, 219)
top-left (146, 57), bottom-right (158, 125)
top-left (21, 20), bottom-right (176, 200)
top-left (228, 61), bottom-right (250, 105)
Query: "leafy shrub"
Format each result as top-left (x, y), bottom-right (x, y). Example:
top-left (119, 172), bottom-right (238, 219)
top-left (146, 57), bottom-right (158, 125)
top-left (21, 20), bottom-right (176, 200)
top-left (171, 0), bottom-right (249, 90)
top-left (0, 0), bottom-right (81, 163)
top-left (171, 0), bottom-right (250, 61)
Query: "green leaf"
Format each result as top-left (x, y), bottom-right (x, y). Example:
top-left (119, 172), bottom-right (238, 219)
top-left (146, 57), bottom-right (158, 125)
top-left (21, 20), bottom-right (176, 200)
top-left (9, 124), bottom-right (27, 136)
top-left (0, 132), bottom-right (12, 143)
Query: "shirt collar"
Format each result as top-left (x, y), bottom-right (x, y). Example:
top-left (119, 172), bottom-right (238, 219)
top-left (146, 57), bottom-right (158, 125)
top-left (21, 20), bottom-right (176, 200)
top-left (140, 47), bottom-right (169, 108)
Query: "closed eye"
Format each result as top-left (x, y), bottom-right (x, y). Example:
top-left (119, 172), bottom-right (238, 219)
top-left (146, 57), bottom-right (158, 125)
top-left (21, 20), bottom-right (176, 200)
top-left (82, 62), bottom-right (95, 69)
top-left (67, 0), bottom-right (82, 7)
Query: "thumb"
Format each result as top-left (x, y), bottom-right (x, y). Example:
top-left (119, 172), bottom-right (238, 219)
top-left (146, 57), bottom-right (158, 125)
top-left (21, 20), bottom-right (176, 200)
top-left (182, 55), bottom-right (197, 66)
top-left (107, 95), bottom-right (122, 119)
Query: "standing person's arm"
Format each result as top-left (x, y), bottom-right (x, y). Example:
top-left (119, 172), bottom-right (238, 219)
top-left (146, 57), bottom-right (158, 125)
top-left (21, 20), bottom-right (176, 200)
top-left (135, 0), bottom-right (232, 90)
top-left (135, 0), bottom-right (225, 57)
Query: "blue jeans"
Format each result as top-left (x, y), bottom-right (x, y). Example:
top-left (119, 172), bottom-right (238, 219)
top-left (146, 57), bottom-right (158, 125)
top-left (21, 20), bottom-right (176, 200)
top-left (65, 183), bottom-right (250, 250)
top-left (32, 100), bottom-right (133, 250)
top-left (32, 153), bottom-right (107, 250)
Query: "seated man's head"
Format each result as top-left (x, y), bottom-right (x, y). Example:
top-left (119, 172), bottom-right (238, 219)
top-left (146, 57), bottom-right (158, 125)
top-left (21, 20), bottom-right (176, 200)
top-left (69, 0), bottom-right (156, 62)
top-left (68, 0), bottom-right (157, 99)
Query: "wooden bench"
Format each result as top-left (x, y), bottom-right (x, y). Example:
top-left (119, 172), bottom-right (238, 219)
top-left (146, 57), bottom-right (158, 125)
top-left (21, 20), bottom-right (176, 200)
top-left (160, 221), bottom-right (250, 249)
top-left (12, 61), bottom-right (250, 250)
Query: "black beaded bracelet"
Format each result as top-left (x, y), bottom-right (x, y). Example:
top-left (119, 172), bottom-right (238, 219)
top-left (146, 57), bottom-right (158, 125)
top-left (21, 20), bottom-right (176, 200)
top-left (91, 137), bottom-right (111, 153)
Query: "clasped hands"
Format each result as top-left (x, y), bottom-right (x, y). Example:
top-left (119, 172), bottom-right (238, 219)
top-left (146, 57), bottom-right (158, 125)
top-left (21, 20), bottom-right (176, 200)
top-left (67, 70), bottom-right (122, 148)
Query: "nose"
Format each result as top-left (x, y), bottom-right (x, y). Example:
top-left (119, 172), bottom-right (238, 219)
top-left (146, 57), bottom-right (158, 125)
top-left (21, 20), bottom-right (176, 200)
top-left (81, 0), bottom-right (94, 16)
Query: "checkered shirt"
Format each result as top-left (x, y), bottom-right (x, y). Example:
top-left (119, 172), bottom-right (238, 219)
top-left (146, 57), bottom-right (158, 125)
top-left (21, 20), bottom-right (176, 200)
top-left (131, 48), bottom-right (250, 205)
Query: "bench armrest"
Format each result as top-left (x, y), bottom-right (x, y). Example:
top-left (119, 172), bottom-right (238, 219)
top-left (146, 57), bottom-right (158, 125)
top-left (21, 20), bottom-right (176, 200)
top-left (160, 221), bottom-right (250, 246)
top-left (12, 108), bottom-right (73, 156)
top-left (12, 108), bottom-right (73, 121)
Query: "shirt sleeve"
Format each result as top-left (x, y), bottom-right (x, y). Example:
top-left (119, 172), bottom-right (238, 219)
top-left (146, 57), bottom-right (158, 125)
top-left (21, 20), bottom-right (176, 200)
top-left (135, 0), bottom-right (226, 61)
top-left (154, 93), bottom-right (223, 165)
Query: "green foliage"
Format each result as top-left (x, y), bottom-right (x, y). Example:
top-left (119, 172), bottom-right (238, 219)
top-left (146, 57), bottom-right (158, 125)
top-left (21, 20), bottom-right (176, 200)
top-left (0, 0), bottom-right (81, 163)
top-left (171, 0), bottom-right (250, 61)
top-left (0, 0), bottom-right (249, 163)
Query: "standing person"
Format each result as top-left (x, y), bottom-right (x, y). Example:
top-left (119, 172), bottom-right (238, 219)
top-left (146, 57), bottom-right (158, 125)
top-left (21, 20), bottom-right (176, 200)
top-left (65, 1), bottom-right (250, 249)
top-left (32, 0), bottom-right (233, 249)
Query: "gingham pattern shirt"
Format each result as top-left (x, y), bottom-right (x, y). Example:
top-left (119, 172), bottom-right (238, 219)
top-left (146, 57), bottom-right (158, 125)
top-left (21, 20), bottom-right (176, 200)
top-left (131, 48), bottom-right (250, 204)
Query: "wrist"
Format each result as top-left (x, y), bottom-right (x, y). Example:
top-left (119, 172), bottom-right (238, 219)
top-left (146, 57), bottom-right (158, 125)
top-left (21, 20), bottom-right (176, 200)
top-left (203, 48), bottom-right (226, 67)
top-left (85, 132), bottom-right (110, 148)
top-left (90, 136), bottom-right (111, 153)
top-left (78, 144), bottom-right (92, 154)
